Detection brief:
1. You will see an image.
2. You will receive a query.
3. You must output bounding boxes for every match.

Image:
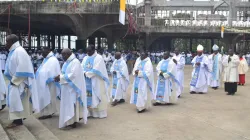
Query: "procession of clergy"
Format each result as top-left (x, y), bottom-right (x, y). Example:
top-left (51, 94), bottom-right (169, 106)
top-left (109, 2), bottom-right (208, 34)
top-left (0, 34), bottom-right (249, 129)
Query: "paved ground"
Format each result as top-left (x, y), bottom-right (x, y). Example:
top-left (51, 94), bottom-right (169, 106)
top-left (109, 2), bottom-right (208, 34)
top-left (37, 66), bottom-right (250, 140)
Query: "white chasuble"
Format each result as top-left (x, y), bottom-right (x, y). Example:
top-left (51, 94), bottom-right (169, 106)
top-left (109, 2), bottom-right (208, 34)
top-left (59, 54), bottom-right (87, 128)
top-left (4, 42), bottom-right (40, 120)
top-left (110, 58), bottom-right (129, 101)
top-left (35, 52), bottom-right (61, 116)
top-left (82, 52), bottom-right (110, 118)
top-left (130, 57), bottom-right (154, 111)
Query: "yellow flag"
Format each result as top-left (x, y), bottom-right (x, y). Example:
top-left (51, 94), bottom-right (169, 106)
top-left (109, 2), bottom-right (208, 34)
top-left (119, 0), bottom-right (126, 25)
top-left (221, 26), bottom-right (224, 38)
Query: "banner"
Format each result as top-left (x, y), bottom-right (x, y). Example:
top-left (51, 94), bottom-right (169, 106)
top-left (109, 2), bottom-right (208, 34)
top-left (221, 26), bottom-right (224, 38)
top-left (119, 0), bottom-right (125, 25)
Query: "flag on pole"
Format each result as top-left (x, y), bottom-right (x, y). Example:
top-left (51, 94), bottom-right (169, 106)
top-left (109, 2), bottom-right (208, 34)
top-left (221, 26), bottom-right (224, 38)
top-left (119, 0), bottom-right (125, 25)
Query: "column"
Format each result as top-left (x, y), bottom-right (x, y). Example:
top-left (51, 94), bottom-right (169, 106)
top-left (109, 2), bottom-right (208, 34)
top-left (68, 35), bottom-right (71, 49)
top-left (36, 34), bottom-right (40, 49)
top-left (98, 37), bottom-right (101, 50)
top-left (51, 35), bottom-right (55, 50)
top-left (88, 37), bottom-right (95, 46)
top-left (144, 0), bottom-right (152, 26)
top-left (211, 39), bottom-right (214, 53)
top-left (58, 35), bottom-right (61, 50)
top-left (189, 38), bottom-right (192, 52)
top-left (28, 34), bottom-right (31, 50)
top-left (48, 35), bottom-right (51, 48)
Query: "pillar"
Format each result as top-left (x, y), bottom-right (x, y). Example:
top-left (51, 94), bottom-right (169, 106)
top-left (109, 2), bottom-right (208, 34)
top-left (98, 37), bottom-right (101, 50)
top-left (144, 0), bottom-right (152, 26)
top-left (189, 38), bottom-right (192, 52)
top-left (68, 35), bottom-right (71, 49)
top-left (36, 34), bottom-right (40, 49)
top-left (51, 35), bottom-right (55, 50)
top-left (228, 0), bottom-right (236, 27)
top-left (88, 37), bottom-right (95, 46)
top-left (48, 35), bottom-right (51, 48)
top-left (28, 34), bottom-right (31, 50)
top-left (211, 39), bottom-right (214, 53)
top-left (58, 35), bottom-right (61, 50)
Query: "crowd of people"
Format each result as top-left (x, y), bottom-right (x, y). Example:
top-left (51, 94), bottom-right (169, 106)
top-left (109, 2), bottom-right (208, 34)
top-left (0, 34), bottom-right (249, 130)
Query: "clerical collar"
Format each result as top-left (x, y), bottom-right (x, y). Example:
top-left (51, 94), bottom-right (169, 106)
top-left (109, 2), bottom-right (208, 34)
top-left (141, 57), bottom-right (149, 62)
top-left (46, 51), bottom-right (54, 58)
top-left (89, 51), bottom-right (97, 57)
top-left (66, 54), bottom-right (75, 62)
top-left (9, 41), bottom-right (21, 51)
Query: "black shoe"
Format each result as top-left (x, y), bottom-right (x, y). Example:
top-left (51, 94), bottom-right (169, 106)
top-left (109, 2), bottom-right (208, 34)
top-left (198, 92), bottom-right (204, 94)
top-left (0, 104), bottom-right (6, 111)
top-left (178, 95), bottom-right (181, 98)
top-left (213, 87), bottom-right (218, 90)
top-left (38, 115), bottom-right (52, 120)
top-left (111, 101), bottom-right (118, 106)
top-left (137, 109), bottom-right (146, 113)
top-left (153, 102), bottom-right (161, 106)
top-left (118, 99), bottom-right (125, 103)
top-left (190, 91), bottom-right (196, 94)
top-left (69, 122), bottom-right (77, 128)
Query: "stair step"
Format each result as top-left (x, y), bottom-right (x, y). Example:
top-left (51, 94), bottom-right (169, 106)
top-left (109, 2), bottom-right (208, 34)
top-left (25, 116), bottom-right (59, 140)
top-left (0, 123), bottom-right (10, 140)
top-left (0, 109), bottom-right (37, 140)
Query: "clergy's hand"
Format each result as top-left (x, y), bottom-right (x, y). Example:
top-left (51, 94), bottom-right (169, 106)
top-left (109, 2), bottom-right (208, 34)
top-left (10, 82), bottom-right (15, 86)
top-left (160, 71), bottom-right (164, 76)
top-left (196, 62), bottom-right (200, 66)
top-left (54, 75), bottom-right (60, 82)
top-left (135, 70), bottom-right (139, 76)
top-left (173, 59), bottom-right (177, 64)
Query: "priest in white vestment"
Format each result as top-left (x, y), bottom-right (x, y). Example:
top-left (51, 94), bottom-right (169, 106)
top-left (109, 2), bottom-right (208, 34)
top-left (54, 48), bottom-right (87, 129)
top-left (4, 34), bottom-right (40, 127)
top-left (208, 45), bottom-right (222, 90)
top-left (190, 45), bottom-right (209, 94)
top-left (154, 52), bottom-right (182, 105)
top-left (223, 49), bottom-right (240, 95)
top-left (110, 52), bottom-right (129, 106)
top-left (36, 47), bottom-right (61, 120)
top-left (172, 48), bottom-right (185, 97)
top-left (0, 69), bottom-right (7, 110)
top-left (82, 45), bottom-right (109, 118)
top-left (130, 51), bottom-right (154, 113)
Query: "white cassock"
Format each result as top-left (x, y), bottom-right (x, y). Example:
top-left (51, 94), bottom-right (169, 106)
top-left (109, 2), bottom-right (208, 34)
top-left (110, 58), bottom-right (129, 101)
top-left (59, 54), bottom-right (87, 128)
top-left (36, 52), bottom-right (61, 116)
top-left (4, 42), bottom-right (40, 120)
top-left (190, 54), bottom-right (209, 93)
top-left (208, 53), bottom-right (222, 87)
top-left (154, 58), bottom-right (182, 104)
top-left (172, 54), bottom-right (185, 96)
top-left (0, 70), bottom-right (7, 109)
top-left (223, 54), bottom-right (240, 83)
top-left (82, 51), bottom-right (109, 118)
top-left (1, 53), bottom-right (6, 71)
top-left (130, 57), bottom-right (154, 111)
top-left (222, 54), bottom-right (240, 94)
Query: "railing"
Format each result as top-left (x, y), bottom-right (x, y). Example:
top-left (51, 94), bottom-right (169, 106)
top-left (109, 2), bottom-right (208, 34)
top-left (149, 18), bottom-right (250, 28)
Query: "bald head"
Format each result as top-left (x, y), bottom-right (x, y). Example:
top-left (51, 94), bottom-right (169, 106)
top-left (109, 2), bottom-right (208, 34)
top-left (61, 48), bottom-right (72, 61)
top-left (115, 52), bottom-right (121, 60)
top-left (6, 34), bottom-right (19, 49)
